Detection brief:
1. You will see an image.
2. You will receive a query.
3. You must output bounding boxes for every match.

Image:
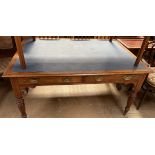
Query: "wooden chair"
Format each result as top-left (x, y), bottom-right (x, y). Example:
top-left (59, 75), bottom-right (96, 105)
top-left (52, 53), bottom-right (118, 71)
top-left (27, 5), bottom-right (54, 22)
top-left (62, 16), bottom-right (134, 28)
top-left (0, 36), bottom-right (16, 57)
top-left (39, 36), bottom-right (59, 40)
top-left (71, 36), bottom-right (93, 40)
top-left (144, 40), bottom-right (155, 66)
top-left (137, 67), bottom-right (155, 109)
top-left (95, 36), bottom-right (138, 40)
top-left (0, 36), bottom-right (16, 78)
top-left (0, 57), bottom-right (11, 77)
top-left (71, 36), bottom-right (113, 42)
top-left (137, 40), bottom-right (155, 109)
top-left (95, 36), bottom-right (110, 40)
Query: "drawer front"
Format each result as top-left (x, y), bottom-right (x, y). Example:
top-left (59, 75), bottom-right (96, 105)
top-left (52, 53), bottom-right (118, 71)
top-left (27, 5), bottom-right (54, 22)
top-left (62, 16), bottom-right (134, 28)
top-left (18, 76), bottom-right (82, 85)
top-left (18, 74), bottom-right (141, 86)
top-left (83, 74), bottom-right (140, 84)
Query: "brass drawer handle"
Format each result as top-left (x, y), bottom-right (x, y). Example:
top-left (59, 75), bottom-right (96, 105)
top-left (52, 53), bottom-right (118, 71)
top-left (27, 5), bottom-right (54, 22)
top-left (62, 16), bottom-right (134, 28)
top-left (30, 79), bottom-right (38, 84)
top-left (63, 77), bottom-right (71, 83)
top-left (95, 76), bottom-right (103, 82)
top-left (123, 76), bottom-right (132, 81)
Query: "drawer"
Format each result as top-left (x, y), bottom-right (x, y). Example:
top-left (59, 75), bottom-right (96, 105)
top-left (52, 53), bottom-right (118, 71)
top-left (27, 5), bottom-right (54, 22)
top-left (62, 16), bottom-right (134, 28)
top-left (18, 76), bottom-right (82, 85)
top-left (83, 74), bottom-right (140, 84)
top-left (18, 74), bottom-right (141, 86)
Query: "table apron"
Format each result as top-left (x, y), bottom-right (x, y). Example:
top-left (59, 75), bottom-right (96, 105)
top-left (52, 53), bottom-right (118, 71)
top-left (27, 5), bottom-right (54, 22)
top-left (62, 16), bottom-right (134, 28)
top-left (16, 74), bottom-right (143, 86)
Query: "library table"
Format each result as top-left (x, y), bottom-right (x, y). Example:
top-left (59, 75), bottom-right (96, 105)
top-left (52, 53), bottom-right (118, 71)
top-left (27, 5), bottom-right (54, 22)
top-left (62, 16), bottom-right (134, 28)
top-left (3, 39), bottom-right (151, 117)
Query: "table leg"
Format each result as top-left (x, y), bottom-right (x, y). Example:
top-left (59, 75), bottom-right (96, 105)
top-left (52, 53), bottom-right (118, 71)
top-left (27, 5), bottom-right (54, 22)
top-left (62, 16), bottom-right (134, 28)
top-left (123, 87), bottom-right (136, 115)
top-left (116, 83), bottom-right (122, 91)
top-left (123, 75), bottom-right (147, 115)
top-left (32, 36), bottom-right (36, 41)
top-left (10, 78), bottom-right (27, 118)
top-left (16, 96), bottom-right (27, 118)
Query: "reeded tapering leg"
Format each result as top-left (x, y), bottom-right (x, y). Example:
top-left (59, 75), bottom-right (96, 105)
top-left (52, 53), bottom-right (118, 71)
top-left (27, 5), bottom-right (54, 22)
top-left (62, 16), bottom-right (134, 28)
top-left (32, 36), bottom-right (36, 41)
top-left (123, 74), bottom-right (147, 115)
top-left (16, 97), bottom-right (27, 118)
top-left (10, 78), bottom-right (27, 118)
top-left (123, 89), bottom-right (136, 115)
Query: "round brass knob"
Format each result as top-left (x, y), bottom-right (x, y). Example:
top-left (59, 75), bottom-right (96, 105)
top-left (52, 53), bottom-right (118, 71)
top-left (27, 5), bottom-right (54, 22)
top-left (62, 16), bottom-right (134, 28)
top-left (95, 76), bottom-right (103, 82)
top-left (30, 79), bottom-right (38, 84)
top-left (63, 77), bottom-right (71, 83)
top-left (123, 76), bottom-right (132, 81)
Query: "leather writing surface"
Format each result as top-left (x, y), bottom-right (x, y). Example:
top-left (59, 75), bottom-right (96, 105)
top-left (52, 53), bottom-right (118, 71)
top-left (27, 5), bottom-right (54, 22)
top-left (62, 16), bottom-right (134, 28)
top-left (12, 39), bottom-right (146, 72)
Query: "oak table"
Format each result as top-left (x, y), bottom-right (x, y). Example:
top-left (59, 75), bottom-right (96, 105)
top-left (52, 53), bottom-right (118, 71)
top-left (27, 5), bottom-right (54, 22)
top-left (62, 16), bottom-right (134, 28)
top-left (3, 39), bottom-right (151, 117)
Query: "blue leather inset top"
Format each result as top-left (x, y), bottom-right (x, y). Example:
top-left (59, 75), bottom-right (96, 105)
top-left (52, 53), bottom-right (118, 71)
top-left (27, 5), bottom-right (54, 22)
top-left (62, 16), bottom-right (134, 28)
top-left (12, 39), bottom-right (146, 73)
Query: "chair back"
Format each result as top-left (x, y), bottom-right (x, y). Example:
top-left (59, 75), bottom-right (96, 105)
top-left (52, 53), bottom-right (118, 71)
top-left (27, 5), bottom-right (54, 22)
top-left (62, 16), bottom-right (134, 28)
top-left (71, 36), bottom-right (94, 40)
top-left (39, 36), bottom-right (59, 40)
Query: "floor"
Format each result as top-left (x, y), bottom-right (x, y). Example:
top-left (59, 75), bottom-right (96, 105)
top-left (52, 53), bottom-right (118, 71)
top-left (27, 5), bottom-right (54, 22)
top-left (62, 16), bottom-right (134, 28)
top-left (0, 80), bottom-right (155, 118)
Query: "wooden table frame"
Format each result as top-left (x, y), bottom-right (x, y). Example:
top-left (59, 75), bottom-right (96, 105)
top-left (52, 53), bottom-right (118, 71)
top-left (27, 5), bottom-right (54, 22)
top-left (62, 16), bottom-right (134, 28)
top-left (3, 36), bottom-right (151, 117)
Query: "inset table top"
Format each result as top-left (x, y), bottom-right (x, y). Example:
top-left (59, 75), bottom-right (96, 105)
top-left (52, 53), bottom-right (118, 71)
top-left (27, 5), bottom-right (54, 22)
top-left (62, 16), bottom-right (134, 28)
top-left (8, 39), bottom-right (149, 75)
